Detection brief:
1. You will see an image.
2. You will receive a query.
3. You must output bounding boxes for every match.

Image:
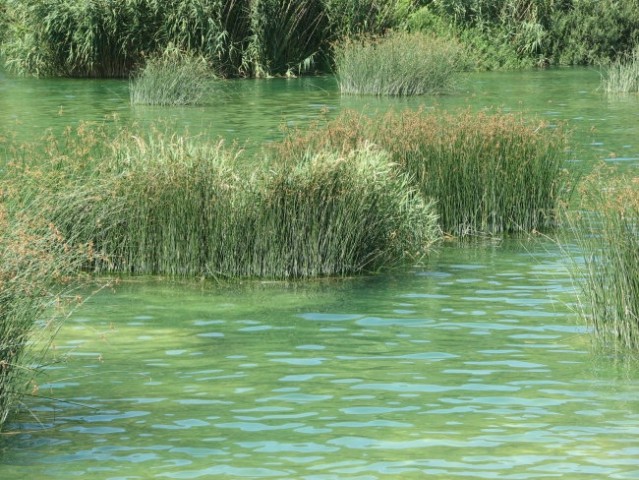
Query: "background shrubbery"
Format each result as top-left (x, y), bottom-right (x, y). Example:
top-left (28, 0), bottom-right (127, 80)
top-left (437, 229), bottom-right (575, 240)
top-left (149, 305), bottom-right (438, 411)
top-left (0, 0), bottom-right (413, 78)
top-left (2, 0), bottom-right (638, 78)
top-left (409, 0), bottom-right (639, 69)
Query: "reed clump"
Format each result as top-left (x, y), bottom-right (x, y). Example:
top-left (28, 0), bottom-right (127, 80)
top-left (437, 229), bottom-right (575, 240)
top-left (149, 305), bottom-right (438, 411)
top-left (602, 47), bottom-right (639, 94)
top-left (333, 31), bottom-right (468, 96)
top-left (130, 44), bottom-right (215, 106)
top-left (26, 130), bottom-right (439, 278)
top-left (273, 108), bottom-right (568, 237)
top-left (565, 164), bottom-right (639, 352)
top-left (2, 0), bottom-right (416, 78)
top-left (0, 208), bottom-right (86, 431)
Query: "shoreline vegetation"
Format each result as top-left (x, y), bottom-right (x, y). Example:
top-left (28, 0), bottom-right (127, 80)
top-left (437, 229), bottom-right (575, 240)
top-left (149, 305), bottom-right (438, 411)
top-left (565, 164), bottom-right (639, 353)
top-left (1, 0), bottom-right (639, 79)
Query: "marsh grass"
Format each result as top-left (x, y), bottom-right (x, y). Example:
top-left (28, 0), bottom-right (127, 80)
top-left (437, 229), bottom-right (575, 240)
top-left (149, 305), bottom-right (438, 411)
top-left (3, 0), bottom-right (412, 78)
top-left (333, 31), bottom-right (468, 96)
top-left (602, 47), bottom-right (639, 94)
top-left (273, 108), bottom-right (568, 236)
top-left (0, 208), bottom-right (87, 431)
top-left (565, 164), bottom-right (639, 351)
top-left (17, 129), bottom-right (439, 278)
top-left (130, 44), bottom-right (215, 106)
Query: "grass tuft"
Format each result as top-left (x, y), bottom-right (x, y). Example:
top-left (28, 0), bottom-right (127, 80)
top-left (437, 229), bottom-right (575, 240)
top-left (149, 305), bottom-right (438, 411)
top-left (0, 208), bottom-right (87, 431)
top-left (602, 47), bottom-right (639, 94)
top-left (565, 164), bottom-right (639, 352)
top-left (130, 44), bottom-right (215, 106)
top-left (11, 129), bottom-right (439, 278)
top-left (333, 31), bottom-right (468, 96)
top-left (273, 108), bottom-right (568, 237)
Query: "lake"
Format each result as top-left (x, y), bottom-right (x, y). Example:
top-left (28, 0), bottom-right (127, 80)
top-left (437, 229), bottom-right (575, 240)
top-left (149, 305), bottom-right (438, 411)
top-left (1, 68), bottom-right (639, 479)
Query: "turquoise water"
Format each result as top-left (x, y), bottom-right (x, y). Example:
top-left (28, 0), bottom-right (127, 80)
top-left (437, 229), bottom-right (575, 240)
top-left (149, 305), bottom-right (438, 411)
top-left (1, 69), bottom-right (639, 478)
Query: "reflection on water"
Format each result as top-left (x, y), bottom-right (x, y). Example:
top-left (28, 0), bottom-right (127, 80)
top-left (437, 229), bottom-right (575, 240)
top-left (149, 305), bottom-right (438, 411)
top-left (2, 241), bottom-right (639, 479)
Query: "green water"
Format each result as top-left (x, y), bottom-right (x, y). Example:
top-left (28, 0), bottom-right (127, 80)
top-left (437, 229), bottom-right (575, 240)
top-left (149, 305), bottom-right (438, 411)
top-left (2, 69), bottom-right (639, 479)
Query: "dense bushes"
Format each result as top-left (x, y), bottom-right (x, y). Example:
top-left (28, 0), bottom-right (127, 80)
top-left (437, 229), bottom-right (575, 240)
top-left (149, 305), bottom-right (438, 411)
top-left (409, 0), bottom-right (639, 69)
top-left (0, 0), bottom-right (414, 78)
top-left (2, 0), bottom-right (638, 77)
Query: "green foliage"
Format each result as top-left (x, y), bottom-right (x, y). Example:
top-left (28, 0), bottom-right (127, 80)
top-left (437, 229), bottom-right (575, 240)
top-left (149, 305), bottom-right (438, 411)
top-left (334, 31), bottom-right (468, 96)
top-left (411, 0), bottom-right (639, 68)
top-left (0, 0), bottom-right (426, 78)
top-left (0, 208), bottom-right (87, 431)
top-left (9, 127), bottom-right (439, 278)
top-left (601, 46), bottom-right (639, 94)
top-left (248, 0), bottom-right (327, 77)
top-left (566, 164), bottom-right (639, 351)
top-left (322, 0), bottom-right (409, 39)
top-left (130, 44), bottom-right (215, 106)
top-left (549, 0), bottom-right (639, 66)
top-left (2, 0), bottom-right (156, 77)
top-left (274, 108), bottom-right (568, 237)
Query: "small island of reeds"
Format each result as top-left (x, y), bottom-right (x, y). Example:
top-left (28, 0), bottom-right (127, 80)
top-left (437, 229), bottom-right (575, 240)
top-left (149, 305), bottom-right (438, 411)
top-left (333, 31), bottom-right (468, 96)
top-left (0, 105), bottom-right (571, 428)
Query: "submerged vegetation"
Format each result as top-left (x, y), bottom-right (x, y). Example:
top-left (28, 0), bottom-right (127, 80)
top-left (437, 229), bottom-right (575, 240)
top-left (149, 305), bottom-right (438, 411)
top-left (2, 0), bottom-right (639, 78)
top-left (334, 31), bottom-right (467, 96)
top-left (565, 165), bottom-right (639, 352)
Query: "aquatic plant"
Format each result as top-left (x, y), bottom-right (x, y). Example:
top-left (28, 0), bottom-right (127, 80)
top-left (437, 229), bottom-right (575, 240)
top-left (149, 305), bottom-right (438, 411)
top-left (27, 131), bottom-right (439, 278)
top-left (130, 44), bottom-right (215, 106)
top-left (247, 0), bottom-right (327, 77)
top-left (0, 208), bottom-right (87, 432)
top-left (333, 31), bottom-right (467, 96)
top-left (273, 108), bottom-right (568, 236)
top-left (601, 47), bottom-right (639, 94)
top-left (565, 164), bottom-right (639, 352)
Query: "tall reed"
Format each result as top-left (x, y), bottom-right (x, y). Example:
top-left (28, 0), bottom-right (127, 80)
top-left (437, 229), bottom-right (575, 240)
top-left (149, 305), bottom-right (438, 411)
top-left (26, 130), bottom-right (439, 278)
top-left (0, 208), bottom-right (86, 431)
top-left (130, 44), bottom-right (215, 106)
top-left (248, 0), bottom-right (326, 77)
top-left (565, 164), bottom-right (639, 352)
top-left (273, 108), bottom-right (568, 237)
top-left (333, 31), bottom-right (468, 96)
top-left (602, 47), bottom-right (639, 94)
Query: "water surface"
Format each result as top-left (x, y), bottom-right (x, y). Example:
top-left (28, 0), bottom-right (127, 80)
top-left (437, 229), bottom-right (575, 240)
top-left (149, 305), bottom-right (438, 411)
top-left (4, 243), bottom-right (639, 479)
top-left (1, 69), bottom-right (639, 479)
